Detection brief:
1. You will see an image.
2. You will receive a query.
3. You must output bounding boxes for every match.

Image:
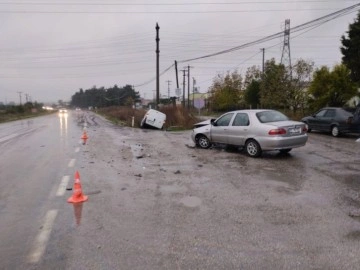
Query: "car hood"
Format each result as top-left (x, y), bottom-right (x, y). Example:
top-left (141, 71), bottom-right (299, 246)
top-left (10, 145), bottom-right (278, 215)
top-left (193, 119), bottom-right (213, 128)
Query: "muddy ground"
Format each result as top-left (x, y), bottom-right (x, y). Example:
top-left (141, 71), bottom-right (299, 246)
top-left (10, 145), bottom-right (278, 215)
top-left (71, 111), bottom-right (360, 269)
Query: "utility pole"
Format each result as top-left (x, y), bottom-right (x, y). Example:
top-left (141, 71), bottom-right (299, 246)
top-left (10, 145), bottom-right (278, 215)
top-left (192, 77), bottom-right (196, 108)
top-left (17, 91), bottom-right (22, 105)
top-left (186, 65), bottom-right (193, 109)
top-left (174, 60), bottom-right (179, 89)
top-left (261, 48), bottom-right (265, 74)
top-left (181, 69), bottom-right (186, 108)
top-left (166, 80), bottom-right (172, 100)
top-left (155, 23), bottom-right (160, 109)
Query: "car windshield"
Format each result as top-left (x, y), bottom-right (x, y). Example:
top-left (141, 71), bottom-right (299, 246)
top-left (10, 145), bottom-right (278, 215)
top-left (256, 111), bottom-right (289, 123)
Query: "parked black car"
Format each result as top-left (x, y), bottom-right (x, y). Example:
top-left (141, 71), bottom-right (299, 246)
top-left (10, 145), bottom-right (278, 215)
top-left (301, 106), bottom-right (360, 137)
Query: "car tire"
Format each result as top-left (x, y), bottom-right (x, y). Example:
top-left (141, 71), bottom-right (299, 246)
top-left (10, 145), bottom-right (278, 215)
top-left (245, 139), bottom-right (262, 157)
top-left (331, 125), bottom-right (339, 137)
top-left (196, 135), bottom-right (211, 149)
top-left (279, 148), bottom-right (292, 154)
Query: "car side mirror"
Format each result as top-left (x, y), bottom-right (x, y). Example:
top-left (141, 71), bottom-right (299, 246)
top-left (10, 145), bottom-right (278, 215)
top-left (211, 119), bottom-right (216, 126)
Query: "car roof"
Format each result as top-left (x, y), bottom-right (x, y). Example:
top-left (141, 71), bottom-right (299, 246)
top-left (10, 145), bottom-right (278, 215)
top-left (320, 107), bottom-right (347, 110)
top-left (224, 109), bottom-right (276, 114)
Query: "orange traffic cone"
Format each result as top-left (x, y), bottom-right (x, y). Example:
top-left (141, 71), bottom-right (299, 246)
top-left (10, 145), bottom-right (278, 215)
top-left (81, 131), bottom-right (88, 145)
top-left (67, 171), bottom-right (88, 203)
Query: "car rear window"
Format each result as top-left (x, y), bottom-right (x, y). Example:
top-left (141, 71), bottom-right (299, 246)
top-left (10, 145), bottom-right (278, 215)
top-left (256, 111), bottom-right (289, 123)
top-left (342, 108), bottom-right (355, 115)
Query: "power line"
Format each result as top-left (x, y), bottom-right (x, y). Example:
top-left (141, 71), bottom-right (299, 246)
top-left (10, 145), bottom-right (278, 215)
top-left (134, 4), bottom-right (359, 87)
top-left (178, 3), bottom-right (360, 63)
top-left (0, 1), bottom-right (357, 6)
top-left (0, 9), bottom-right (347, 14)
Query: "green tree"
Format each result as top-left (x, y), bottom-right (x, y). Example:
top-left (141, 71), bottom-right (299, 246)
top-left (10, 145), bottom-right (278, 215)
top-left (70, 84), bottom-right (140, 108)
top-left (208, 70), bottom-right (243, 111)
top-left (243, 65), bottom-right (261, 109)
top-left (244, 65), bottom-right (262, 89)
top-left (341, 11), bottom-right (360, 85)
top-left (244, 80), bottom-right (261, 109)
top-left (288, 59), bottom-right (314, 113)
top-left (260, 59), bottom-right (288, 109)
top-left (308, 64), bottom-right (357, 110)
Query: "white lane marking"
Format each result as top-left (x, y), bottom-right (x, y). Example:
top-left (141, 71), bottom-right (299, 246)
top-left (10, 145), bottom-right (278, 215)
top-left (28, 209), bottom-right (58, 263)
top-left (0, 133), bottom-right (18, 143)
top-left (75, 147), bottom-right (80, 153)
top-left (68, 159), bottom-right (76, 168)
top-left (56, 176), bottom-right (70, 197)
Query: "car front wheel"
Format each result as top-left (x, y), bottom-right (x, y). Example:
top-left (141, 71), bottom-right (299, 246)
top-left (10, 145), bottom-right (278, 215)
top-left (196, 135), bottom-right (211, 149)
top-left (245, 139), bottom-right (262, 157)
top-left (331, 125), bottom-right (339, 137)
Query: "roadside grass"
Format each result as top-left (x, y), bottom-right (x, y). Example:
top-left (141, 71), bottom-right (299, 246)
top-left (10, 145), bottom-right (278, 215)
top-left (96, 106), bottom-right (311, 130)
top-left (97, 106), bottom-right (201, 130)
top-left (0, 110), bottom-right (54, 123)
top-left (97, 106), bottom-right (146, 127)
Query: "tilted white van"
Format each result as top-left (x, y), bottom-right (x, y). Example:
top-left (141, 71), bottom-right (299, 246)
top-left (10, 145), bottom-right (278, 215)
top-left (140, 109), bottom-right (166, 129)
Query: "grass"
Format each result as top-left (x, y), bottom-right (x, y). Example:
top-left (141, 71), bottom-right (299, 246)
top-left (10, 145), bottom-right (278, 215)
top-left (96, 106), bottom-right (311, 130)
top-left (0, 110), bottom-right (54, 123)
top-left (97, 106), bottom-right (202, 130)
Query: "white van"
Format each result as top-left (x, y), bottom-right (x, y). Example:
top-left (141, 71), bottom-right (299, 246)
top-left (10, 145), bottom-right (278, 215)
top-left (140, 109), bottom-right (166, 129)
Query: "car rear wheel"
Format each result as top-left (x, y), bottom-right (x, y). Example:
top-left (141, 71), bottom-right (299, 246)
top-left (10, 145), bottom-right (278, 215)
top-left (196, 135), bottom-right (211, 149)
top-left (245, 139), bottom-right (262, 157)
top-left (331, 125), bottom-right (339, 137)
top-left (279, 148), bottom-right (292, 154)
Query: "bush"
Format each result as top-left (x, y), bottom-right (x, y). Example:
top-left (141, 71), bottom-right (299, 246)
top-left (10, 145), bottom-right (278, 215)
top-left (98, 106), bottom-right (201, 130)
top-left (98, 106), bottom-right (146, 127)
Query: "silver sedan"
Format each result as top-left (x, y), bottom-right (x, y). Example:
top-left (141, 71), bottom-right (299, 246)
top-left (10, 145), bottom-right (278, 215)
top-left (191, 109), bottom-right (308, 157)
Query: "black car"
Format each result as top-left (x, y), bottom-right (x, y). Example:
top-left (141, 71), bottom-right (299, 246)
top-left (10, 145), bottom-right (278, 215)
top-left (301, 106), bottom-right (360, 137)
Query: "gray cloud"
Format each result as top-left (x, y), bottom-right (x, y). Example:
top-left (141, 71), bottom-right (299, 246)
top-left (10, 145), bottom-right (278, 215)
top-left (0, 0), bottom-right (358, 104)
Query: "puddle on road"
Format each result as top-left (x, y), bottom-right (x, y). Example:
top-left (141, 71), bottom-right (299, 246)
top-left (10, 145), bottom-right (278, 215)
top-left (72, 203), bottom-right (83, 226)
top-left (180, 196), bottom-right (202, 207)
top-left (263, 167), bottom-right (277, 171)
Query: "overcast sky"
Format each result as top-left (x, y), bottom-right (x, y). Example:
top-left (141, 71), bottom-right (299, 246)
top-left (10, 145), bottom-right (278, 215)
top-left (0, 0), bottom-right (359, 105)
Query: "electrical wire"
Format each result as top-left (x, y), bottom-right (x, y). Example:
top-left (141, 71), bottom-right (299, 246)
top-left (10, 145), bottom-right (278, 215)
top-left (0, 9), bottom-right (347, 14)
top-left (0, 1), bottom-right (357, 6)
top-left (178, 3), bottom-right (360, 63)
top-left (134, 3), bottom-right (360, 87)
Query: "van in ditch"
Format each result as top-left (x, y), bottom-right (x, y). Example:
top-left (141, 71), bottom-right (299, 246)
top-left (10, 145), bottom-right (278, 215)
top-left (140, 109), bottom-right (166, 129)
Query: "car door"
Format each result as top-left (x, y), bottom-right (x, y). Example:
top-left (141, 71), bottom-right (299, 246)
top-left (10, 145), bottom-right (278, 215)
top-left (310, 109), bottom-right (327, 130)
top-left (351, 106), bottom-right (360, 133)
top-left (210, 113), bottom-right (234, 144)
top-left (322, 109), bottom-right (336, 131)
top-left (227, 113), bottom-right (250, 146)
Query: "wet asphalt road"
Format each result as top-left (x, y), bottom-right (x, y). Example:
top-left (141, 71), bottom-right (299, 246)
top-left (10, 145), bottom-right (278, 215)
top-left (0, 111), bottom-right (360, 270)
